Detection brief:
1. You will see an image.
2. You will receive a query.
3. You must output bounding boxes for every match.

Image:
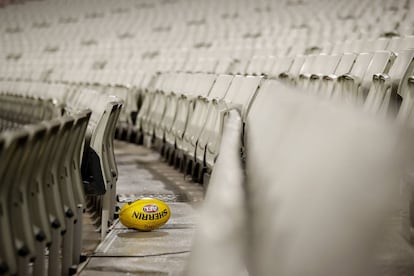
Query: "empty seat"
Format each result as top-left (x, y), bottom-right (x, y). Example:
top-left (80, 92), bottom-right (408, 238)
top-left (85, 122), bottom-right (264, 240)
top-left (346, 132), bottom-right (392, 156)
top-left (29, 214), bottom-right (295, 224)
top-left (0, 133), bottom-right (22, 276)
top-left (318, 52), bottom-right (358, 98)
top-left (181, 74), bottom-right (234, 176)
top-left (194, 75), bottom-right (262, 183)
top-left (298, 54), bottom-right (342, 91)
top-left (335, 51), bottom-right (395, 105)
top-left (365, 49), bottom-right (414, 116)
top-left (163, 73), bottom-right (213, 166)
top-left (268, 56), bottom-right (294, 79)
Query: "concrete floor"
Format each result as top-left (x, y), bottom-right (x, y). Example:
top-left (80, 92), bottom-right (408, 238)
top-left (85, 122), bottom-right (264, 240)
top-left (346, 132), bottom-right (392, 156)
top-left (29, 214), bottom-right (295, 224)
top-left (78, 141), bottom-right (204, 276)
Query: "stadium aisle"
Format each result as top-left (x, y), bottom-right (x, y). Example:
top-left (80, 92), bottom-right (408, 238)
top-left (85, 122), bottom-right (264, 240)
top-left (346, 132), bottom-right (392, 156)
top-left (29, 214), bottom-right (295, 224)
top-left (78, 141), bottom-right (204, 275)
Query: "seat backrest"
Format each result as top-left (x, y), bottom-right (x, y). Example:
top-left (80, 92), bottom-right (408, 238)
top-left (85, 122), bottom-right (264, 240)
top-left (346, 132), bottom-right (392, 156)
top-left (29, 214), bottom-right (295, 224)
top-left (224, 75), bottom-right (263, 120)
top-left (279, 55), bottom-right (305, 79)
top-left (298, 54), bottom-right (318, 77)
top-left (69, 110), bottom-right (91, 208)
top-left (0, 134), bottom-right (20, 275)
top-left (22, 124), bottom-right (52, 245)
top-left (348, 52), bottom-right (374, 78)
top-left (361, 51), bottom-right (395, 88)
top-left (193, 73), bottom-right (216, 97)
top-left (5, 129), bottom-right (37, 260)
top-left (365, 49), bottom-right (414, 115)
top-left (269, 56), bottom-right (294, 79)
top-left (334, 53), bottom-right (357, 76)
top-left (317, 54), bottom-right (342, 76)
top-left (207, 74), bottom-right (234, 100)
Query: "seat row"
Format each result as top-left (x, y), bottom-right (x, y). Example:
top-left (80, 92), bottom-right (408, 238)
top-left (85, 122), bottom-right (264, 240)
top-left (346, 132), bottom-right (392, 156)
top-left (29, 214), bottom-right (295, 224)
top-left (0, 84), bottom-right (124, 275)
top-left (124, 48), bottom-right (414, 187)
top-left (0, 109), bottom-right (91, 276)
top-left (0, 93), bottom-right (60, 131)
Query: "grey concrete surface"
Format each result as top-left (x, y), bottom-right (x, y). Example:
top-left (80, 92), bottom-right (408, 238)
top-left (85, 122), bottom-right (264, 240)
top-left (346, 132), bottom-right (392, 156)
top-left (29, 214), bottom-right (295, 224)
top-left (78, 141), bottom-right (204, 276)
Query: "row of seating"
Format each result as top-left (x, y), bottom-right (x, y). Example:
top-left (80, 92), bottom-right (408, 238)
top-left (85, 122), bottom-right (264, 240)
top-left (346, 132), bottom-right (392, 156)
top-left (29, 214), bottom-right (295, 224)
top-left (1, 0), bottom-right (413, 88)
top-left (0, 84), bottom-right (123, 275)
top-left (0, 109), bottom-right (91, 276)
top-left (0, 94), bottom-right (60, 131)
top-left (123, 48), bottom-right (412, 187)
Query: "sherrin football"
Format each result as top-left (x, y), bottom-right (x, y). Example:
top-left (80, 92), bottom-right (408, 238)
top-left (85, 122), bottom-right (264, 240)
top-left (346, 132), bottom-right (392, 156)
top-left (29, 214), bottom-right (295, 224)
top-left (119, 198), bottom-right (171, 231)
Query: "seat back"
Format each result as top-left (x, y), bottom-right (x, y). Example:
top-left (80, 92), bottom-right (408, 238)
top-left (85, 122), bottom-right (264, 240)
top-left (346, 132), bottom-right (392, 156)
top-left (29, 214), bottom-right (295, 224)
top-left (366, 49), bottom-right (414, 115)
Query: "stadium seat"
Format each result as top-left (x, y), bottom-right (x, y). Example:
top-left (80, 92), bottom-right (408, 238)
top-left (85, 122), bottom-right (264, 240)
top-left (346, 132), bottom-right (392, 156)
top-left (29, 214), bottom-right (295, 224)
top-left (0, 133), bottom-right (22, 276)
top-left (194, 75), bottom-right (262, 184)
top-left (365, 49), bottom-right (414, 116)
top-left (182, 74), bottom-right (234, 178)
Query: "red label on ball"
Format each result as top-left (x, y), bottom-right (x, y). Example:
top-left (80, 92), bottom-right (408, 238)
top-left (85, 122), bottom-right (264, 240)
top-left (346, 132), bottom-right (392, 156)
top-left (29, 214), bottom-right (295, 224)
top-left (143, 204), bottom-right (158, 213)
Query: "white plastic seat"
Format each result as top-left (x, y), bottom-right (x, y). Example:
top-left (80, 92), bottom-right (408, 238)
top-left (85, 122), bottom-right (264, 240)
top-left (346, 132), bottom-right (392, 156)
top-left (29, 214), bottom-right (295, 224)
top-left (278, 55), bottom-right (306, 83)
top-left (194, 75), bottom-right (262, 183)
top-left (161, 73), bottom-right (209, 156)
top-left (0, 133), bottom-right (25, 276)
top-left (365, 49), bottom-right (414, 116)
top-left (336, 51), bottom-right (395, 106)
top-left (319, 52), bottom-right (358, 98)
top-left (298, 54), bottom-right (341, 91)
top-left (174, 73), bottom-right (216, 152)
top-left (181, 74), bottom-right (234, 175)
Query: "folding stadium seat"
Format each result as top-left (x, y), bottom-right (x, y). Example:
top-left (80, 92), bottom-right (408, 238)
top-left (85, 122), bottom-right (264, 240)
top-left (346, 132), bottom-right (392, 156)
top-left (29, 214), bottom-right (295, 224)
top-left (365, 49), bottom-right (414, 116)
top-left (0, 133), bottom-right (26, 276)
top-left (133, 74), bottom-right (163, 144)
top-left (103, 98), bottom-right (123, 227)
top-left (173, 73), bottom-right (217, 168)
top-left (194, 75), bottom-right (263, 184)
top-left (14, 124), bottom-right (50, 276)
top-left (318, 53), bottom-right (358, 98)
top-left (65, 88), bottom-right (123, 239)
top-left (164, 73), bottom-right (212, 167)
top-left (142, 73), bottom-right (178, 147)
top-left (181, 74), bottom-right (234, 177)
top-left (139, 74), bottom-right (169, 144)
top-left (40, 119), bottom-right (70, 275)
top-left (324, 53), bottom-right (372, 99)
top-left (153, 74), bottom-right (184, 151)
top-left (53, 116), bottom-right (84, 275)
top-left (268, 56), bottom-right (294, 79)
top-left (109, 84), bottom-right (136, 133)
top-left (335, 51), bottom-right (395, 106)
top-left (4, 129), bottom-right (38, 276)
top-left (278, 55), bottom-right (306, 83)
top-left (305, 54), bottom-right (343, 93)
top-left (82, 94), bottom-right (123, 240)
top-left (297, 54), bottom-right (342, 91)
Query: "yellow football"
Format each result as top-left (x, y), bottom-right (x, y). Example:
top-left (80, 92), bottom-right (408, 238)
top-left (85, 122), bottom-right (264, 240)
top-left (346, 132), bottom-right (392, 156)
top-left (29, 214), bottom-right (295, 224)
top-left (119, 198), bottom-right (171, 231)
